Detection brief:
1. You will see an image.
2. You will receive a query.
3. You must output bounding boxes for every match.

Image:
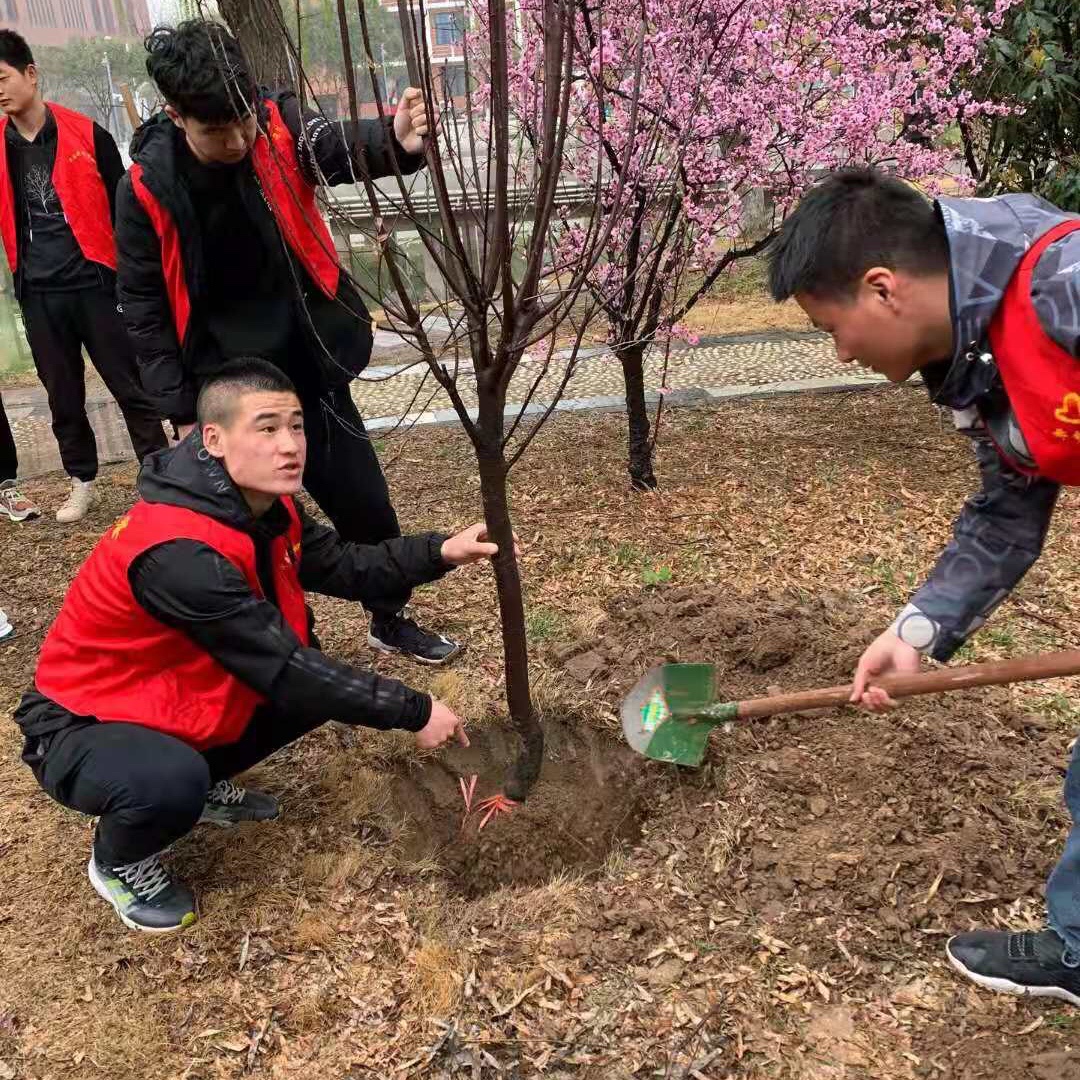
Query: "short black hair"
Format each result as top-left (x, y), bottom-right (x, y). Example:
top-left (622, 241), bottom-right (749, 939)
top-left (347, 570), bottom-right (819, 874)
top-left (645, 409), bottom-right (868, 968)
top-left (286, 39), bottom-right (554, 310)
top-left (196, 358), bottom-right (298, 427)
top-left (767, 168), bottom-right (949, 302)
top-left (145, 20), bottom-right (257, 124)
top-left (0, 30), bottom-right (34, 72)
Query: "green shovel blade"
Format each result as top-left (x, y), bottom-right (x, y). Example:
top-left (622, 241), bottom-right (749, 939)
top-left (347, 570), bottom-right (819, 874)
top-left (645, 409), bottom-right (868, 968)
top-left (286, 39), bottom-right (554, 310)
top-left (621, 663), bottom-right (734, 766)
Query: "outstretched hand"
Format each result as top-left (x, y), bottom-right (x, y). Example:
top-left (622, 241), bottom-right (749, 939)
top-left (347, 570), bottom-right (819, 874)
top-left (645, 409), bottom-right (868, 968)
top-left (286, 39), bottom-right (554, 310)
top-left (441, 522), bottom-right (520, 566)
top-left (416, 699), bottom-right (469, 750)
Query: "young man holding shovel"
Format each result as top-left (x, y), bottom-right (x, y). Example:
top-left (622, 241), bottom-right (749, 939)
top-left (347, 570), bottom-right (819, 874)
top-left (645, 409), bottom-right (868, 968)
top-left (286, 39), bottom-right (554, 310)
top-left (768, 168), bottom-right (1080, 1005)
top-left (14, 359), bottom-right (500, 934)
top-left (115, 19), bottom-right (458, 664)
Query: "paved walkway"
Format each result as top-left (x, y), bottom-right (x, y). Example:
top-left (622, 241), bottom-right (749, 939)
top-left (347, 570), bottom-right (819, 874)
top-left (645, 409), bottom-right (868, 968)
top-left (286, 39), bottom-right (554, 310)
top-left (5, 329), bottom-right (881, 478)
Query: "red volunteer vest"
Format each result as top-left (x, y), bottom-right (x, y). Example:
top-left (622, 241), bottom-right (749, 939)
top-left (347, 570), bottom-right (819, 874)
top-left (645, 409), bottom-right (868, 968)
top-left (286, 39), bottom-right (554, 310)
top-left (35, 498), bottom-right (310, 751)
top-left (987, 218), bottom-right (1080, 485)
top-left (0, 102), bottom-right (117, 274)
top-left (130, 98), bottom-right (340, 344)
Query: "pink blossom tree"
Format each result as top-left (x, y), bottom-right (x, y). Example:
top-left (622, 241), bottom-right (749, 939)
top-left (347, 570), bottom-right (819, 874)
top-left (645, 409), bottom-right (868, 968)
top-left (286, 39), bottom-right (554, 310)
top-left (507, 0), bottom-right (1016, 488)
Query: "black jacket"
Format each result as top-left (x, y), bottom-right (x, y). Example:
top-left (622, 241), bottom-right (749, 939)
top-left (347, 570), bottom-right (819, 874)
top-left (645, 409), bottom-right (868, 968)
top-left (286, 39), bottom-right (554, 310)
top-left (14, 436), bottom-right (451, 741)
top-left (3, 110), bottom-right (124, 299)
top-left (115, 90), bottom-right (424, 424)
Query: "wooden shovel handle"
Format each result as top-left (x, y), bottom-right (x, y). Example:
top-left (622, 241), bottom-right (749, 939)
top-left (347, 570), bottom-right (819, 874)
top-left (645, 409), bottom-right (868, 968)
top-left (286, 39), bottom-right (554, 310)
top-left (735, 648), bottom-right (1080, 720)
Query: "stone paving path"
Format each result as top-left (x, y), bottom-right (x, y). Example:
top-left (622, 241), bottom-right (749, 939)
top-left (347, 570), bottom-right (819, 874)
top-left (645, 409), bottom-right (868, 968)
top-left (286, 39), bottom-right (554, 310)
top-left (5, 329), bottom-right (880, 478)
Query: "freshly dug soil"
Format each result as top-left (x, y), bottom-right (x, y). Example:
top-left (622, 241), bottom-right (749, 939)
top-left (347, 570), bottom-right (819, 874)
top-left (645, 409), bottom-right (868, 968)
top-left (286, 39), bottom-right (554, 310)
top-left (389, 719), bottom-right (650, 897)
top-left (554, 585), bottom-right (1070, 1076)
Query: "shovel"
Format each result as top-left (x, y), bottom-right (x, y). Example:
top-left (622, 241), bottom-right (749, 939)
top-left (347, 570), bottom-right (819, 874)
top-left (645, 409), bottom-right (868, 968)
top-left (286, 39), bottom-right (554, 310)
top-left (621, 648), bottom-right (1080, 766)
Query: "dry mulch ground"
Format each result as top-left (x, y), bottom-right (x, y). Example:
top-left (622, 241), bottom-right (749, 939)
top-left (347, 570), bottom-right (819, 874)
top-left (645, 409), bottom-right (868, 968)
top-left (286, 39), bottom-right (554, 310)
top-left (2, 386), bottom-right (1080, 1078)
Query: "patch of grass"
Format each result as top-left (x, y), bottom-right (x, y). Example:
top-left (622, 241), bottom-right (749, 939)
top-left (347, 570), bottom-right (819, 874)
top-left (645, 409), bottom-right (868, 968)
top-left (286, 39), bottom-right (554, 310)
top-left (1028, 691), bottom-right (1080, 729)
top-left (865, 557), bottom-right (917, 606)
top-left (1008, 779), bottom-right (1062, 816)
top-left (978, 624), bottom-right (1017, 650)
top-left (952, 640), bottom-right (978, 663)
top-left (642, 565), bottom-right (674, 587)
top-left (526, 606), bottom-right (566, 643)
top-left (615, 541), bottom-right (648, 569)
top-left (613, 541), bottom-right (675, 586)
top-left (1045, 1011), bottom-right (1080, 1032)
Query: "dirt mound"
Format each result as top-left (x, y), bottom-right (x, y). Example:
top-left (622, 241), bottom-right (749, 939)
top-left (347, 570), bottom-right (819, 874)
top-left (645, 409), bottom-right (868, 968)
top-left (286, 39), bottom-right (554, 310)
top-left (388, 719), bottom-right (650, 897)
top-left (559, 584), bottom-right (883, 699)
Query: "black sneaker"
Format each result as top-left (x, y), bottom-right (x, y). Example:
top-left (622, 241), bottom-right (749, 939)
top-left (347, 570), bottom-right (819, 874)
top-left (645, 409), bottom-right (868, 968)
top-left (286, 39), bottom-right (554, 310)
top-left (368, 612), bottom-right (462, 665)
top-left (198, 779), bottom-right (281, 827)
top-left (947, 929), bottom-right (1080, 1006)
top-left (88, 849), bottom-right (197, 933)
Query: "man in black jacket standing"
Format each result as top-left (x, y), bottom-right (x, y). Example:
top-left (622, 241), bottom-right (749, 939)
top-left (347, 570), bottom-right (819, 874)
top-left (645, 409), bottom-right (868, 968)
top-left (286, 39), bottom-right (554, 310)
top-left (115, 19), bottom-right (458, 663)
top-left (15, 359), bottom-right (494, 933)
top-left (0, 30), bottom-right (166, 523)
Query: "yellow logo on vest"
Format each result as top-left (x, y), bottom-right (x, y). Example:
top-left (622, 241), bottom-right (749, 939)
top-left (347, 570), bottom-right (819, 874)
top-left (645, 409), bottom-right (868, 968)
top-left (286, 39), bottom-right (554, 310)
top-left (1054, 392), bottom-right (1080, 426)
top-left (110, 515), bottom-right (131, 540)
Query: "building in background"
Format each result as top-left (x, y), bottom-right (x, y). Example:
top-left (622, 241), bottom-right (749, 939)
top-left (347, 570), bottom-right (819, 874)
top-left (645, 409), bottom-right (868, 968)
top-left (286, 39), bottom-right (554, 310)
top-left (4, 0), bottom-right (150, 47)
top-left (378, 0), bottom-right (465, 104)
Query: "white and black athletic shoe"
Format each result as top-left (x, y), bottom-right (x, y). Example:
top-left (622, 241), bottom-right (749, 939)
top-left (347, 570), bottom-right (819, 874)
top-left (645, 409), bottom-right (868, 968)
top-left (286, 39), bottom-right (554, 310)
top-left (368, 612), bottom-right (462, 665)
top-left (88, 848), bottom-right (197, 934)
top-left (947, 929), bottom-right (1080, 1006)
top-left (198, 779), bottom-right (281, 827)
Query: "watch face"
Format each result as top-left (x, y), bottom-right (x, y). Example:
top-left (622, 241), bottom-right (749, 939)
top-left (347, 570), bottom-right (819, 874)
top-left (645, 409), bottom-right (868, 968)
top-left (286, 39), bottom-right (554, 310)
top-left (896, 609), bottom-right (937, 650)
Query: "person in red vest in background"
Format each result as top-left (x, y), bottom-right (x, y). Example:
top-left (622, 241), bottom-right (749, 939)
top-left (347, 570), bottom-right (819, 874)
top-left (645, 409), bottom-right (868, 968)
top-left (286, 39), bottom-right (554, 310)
top-left (15, 359), bottom-right (499, 934)
top-left (768, 169), bottom-right (1080, 1007)
top-left (115, 20), bottom-right (460, 666)
top-left (0, 30), bottom-right (166, 523)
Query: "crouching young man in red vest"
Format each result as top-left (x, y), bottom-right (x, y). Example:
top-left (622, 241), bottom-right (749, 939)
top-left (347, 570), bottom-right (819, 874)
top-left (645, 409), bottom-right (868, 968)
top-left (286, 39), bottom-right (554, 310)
top-left (14, 359), bottom-right (496, 934)
top-left (0, 30), bottom-right (166, 523)
top-left (768, 169), bottom-right (1080, 1005)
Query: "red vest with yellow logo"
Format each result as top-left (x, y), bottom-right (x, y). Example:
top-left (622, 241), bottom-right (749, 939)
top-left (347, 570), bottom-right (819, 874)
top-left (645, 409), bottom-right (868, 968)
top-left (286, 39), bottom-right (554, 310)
top-left (34, 498), bottom-right (309, 750)
top-left (987, 218), bottom-right (1080, 485)
top-left (0, 102), bottom-right (117, 274)
top-left (129, 98), bottom-right (340, 344)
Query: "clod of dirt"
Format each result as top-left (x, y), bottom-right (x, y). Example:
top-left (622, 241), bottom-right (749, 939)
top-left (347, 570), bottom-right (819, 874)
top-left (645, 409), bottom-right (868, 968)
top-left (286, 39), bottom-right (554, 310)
top-left (736, 627), bottom-right (800, 672)
top-left (563, 650), bottom-right (607, 683)
top-left (387, 719), bottom-right (648, 898)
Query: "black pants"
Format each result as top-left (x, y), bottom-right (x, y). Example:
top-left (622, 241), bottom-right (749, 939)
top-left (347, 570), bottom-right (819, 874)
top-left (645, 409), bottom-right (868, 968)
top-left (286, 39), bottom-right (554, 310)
top-left (0, 399), bottom-right (17, 483)
top-left (25, 707), bottom-right (326, 867)
top-left (21, 287), bottom-right (167, 481)
top-left (300, 383), bottom-right (408, 618)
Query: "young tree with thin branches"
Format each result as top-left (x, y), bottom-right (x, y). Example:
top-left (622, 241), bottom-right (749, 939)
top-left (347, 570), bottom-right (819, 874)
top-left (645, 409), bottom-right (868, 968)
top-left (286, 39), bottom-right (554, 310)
top-left (236, 0), bottom-right (646, 810)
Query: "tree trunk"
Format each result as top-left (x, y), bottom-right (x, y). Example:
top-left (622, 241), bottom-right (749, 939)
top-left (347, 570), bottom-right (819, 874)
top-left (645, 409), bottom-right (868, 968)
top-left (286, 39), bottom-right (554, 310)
top-left (618, 345), bottom-right (657, 490)
top-left (218, 0), bottom-right (294, 88)
top-left (474, 433), bottom-right (543, 802)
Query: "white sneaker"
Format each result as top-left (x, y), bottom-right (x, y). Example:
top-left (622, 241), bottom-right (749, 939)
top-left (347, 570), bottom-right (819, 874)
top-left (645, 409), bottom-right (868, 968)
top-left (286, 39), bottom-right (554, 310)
top-left (55, 478), bottom-right (95, 524)
top-left (0, 608), bottom-right (12, 640)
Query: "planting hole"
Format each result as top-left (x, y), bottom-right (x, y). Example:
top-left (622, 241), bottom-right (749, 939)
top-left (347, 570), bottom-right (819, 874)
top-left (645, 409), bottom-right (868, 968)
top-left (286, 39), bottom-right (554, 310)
top-left (387, 719), bottom-right (649, 898)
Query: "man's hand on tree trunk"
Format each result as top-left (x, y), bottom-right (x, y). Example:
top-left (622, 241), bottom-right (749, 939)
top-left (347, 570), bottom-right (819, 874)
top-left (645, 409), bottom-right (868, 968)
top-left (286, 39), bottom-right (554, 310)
top-left (441, 522), bottom-right (520, 566)
top-left (394, 87), bottom-right (433, 155)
